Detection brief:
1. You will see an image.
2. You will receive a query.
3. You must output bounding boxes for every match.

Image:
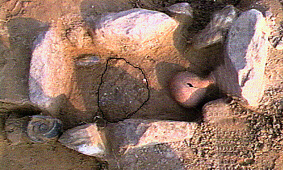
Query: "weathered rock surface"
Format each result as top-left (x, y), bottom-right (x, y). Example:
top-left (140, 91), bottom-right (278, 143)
top-left (27, 115), bottom-right (62, 143)
top-left (226, 9), bottom-right (269, 107)
top-left (192, 5), bottom-right (238, 49)
top-left (202, 98), bottom-right (233, 124)
top-left (30, 16), bottom-right (94, 111)
top-left (58, 123), bottom-right (108, 159)
top-left (59, 119), bottom-right (197, 168)
top-left (107, 119), bottom-right (197, 149)
top-left (29, 15), bottom-right (101, 126)
top-left (166, 2), bottom-right (192, 17)
top-left (93, 8), bottom-right (178, 54)
top-left (201, 99), bottom-right (254, 169)
top-left (98, 58), bottom-right (149, 122)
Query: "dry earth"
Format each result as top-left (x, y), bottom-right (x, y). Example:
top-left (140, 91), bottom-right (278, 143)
top-left (0, 0), bottom-right (282, 169)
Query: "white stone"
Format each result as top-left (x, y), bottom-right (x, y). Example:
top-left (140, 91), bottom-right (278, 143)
top-left (226, 9), bottom-right (269, 107)
top-left (58, 123), bottom-right (108, 158)
top-left (29, 15), bottom-right (95, 115)
top-left (59, 119), bottom-right (197, 159)
top-left (94, 8), bottom-right (178, 53)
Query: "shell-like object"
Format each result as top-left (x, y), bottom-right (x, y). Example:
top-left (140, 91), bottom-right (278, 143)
top-left (58, 123), bottom-right (108, 158)
top-left (169, 71), bottom-right (214, 108)
top-left (27, 115), bottom-right (62, 142)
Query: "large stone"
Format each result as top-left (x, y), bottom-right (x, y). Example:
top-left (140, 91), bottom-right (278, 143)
top-left (107, 119), bottom-right (197, 149)
top-left (192, 5), bottom-right (238, 49)
top-left (226, 9), bottom-right (269, 107)
top-left (93, 8), bottom-right (178, 54)
top-left (59, 119), bottom-right (197, 168)
top-left (29, 15), bottom-right (102, 127)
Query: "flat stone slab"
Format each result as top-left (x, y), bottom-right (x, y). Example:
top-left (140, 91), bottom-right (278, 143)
top-left (107, 119), bottom-right (197, 150)
top-left (59, 119), bottom-right (197, 168)
top-left (226, 9), bottom-right (269, 107)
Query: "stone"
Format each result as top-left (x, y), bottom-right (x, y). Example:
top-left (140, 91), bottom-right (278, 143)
top-left (27, 115), bottom-right (62, 143)
top-left (29, 16), bottom-right (93, 111)
top-left (59, 119), bottom-right (197, 167)
top-left (58, 123), bottom-right (109, 159)
top-left (166, 2), bottom-right (193, 17)
top-left (192, 5), bottom-right (238, 49)
top-left (29, 15), bottom-right (98, 125)
top-left (4, 114), bottom-right (62, 145)
top-left (226, 9), bottom-right (269, 107)
top-left (93, 8), bottom-right (178, 54)
top-left (107, 119), bottom-right (197, 150)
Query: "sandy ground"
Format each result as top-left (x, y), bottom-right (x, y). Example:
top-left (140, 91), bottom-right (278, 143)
top-left (0, 0), bottom-right (282, 169)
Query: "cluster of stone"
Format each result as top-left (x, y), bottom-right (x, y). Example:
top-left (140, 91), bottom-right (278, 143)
top-left (54, 4), bottom-right (270, 168)
top-left (3, 1), bottom-right (273, 169)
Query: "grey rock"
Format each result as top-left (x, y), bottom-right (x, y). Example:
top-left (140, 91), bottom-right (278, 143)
top-left (27, 115), bottom-right (62, 143)
top-left (59, 119), bottom-right (197, 168)
top-left (58, 123), bottom-right (108, 159)
top-left (226, 9), bottom-right (269, 107)
top-left (107, 119), bottom-right (197, 149)
top-left (75, 55), bottom-right (100, 67)
top-left (192, 5), bottom-right (238, 49)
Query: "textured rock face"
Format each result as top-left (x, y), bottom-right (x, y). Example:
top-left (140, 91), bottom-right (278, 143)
top-left (29, 15), bottom-right (97, 125)
top-left (226, 9), bottom-right (269, 107)
top-left (107, 119), bottom-right (196, 169)
top-left (192, 5), bottom-right (238, 49)
top-left (59, 119), bottom-right (197, 168)
top-left (93, 8), bottom-right (178, 54)
top-left (107, 119), bottom-right (197, 149)
top-left (29, 27), bottom-right (87, 114)
top-left (201, 99), bottom-right (254, 169)
top-left (202, 98), bottom-right (233, 124)
top-left (30, 29), bottom-right (70, 108)
top-left (58, 123), bottom-right (108, 158)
